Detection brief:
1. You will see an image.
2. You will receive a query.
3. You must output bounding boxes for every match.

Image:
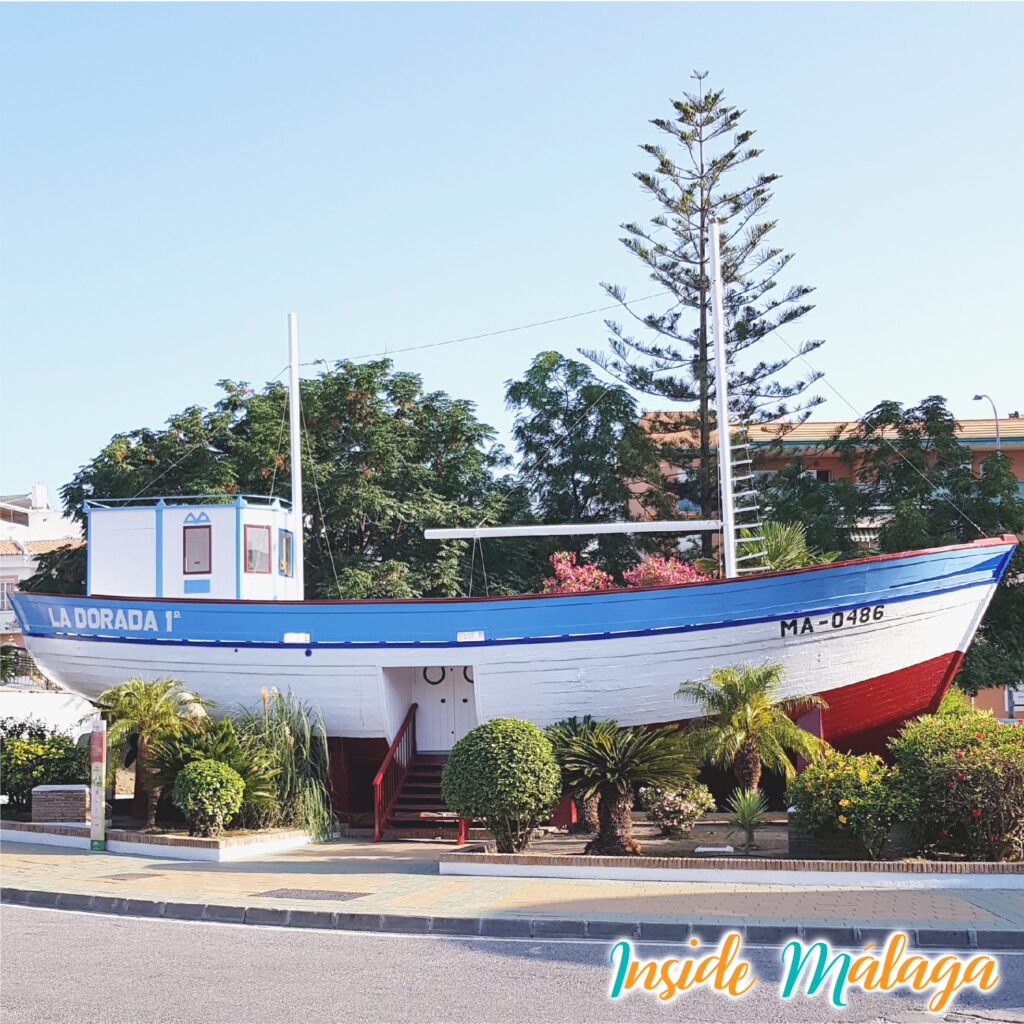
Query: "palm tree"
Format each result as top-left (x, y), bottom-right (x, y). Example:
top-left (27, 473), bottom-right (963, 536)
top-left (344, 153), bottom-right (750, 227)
top-left (739, 521), bottom-right (840, 571)
top-left (545, 716), bottom-right (600, 834)
top-left (93, 678), bottom-right (211, 829)
top-left (677, 663), bottom-right (827, 790)
top-left (560, 721), bottom-right (695, 855)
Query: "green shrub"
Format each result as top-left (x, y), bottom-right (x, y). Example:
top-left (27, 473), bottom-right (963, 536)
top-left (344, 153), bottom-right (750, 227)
top-left (172, 759), bottom-right (245, 837)
top-left (936, 688), bottom-right (976, 718)
top-left (889, 710), bottom-right (1024, 861)
top-left (639, 782), bottom-right (716, 838)
top-left (441, 718), bottom-right (561, 853)
top-left (0, 735), bottom-right (88, 811)
top-left (149, 718), bottom-right (279, 826)
top-left (786, 749), bottom-right (899, 859)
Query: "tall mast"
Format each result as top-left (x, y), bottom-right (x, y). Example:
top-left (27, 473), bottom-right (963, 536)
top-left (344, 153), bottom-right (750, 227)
top-left (287, 312), bottom-right (305, 597)
top-left (709, 216), bottom-right (737, 578)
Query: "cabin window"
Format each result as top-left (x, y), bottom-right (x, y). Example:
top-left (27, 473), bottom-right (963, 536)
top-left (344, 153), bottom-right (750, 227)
top-left (245, 525), bottom-right (271, 574)
top-left (278, 529), bottom-right (294, 577)
top-left (183, 526), bottom-right (211, 575)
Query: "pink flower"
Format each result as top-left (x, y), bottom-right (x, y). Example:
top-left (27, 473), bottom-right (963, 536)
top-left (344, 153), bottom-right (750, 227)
top-left (622, 555), bottom-right (714, 588)
top-left (972, 808), bottom-right (982, 817)
top-left (541, 552), bottom-right (616, 594)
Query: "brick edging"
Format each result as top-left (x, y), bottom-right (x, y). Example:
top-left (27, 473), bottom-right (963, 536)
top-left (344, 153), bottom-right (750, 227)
top-left (3, 887), bottom-right (1022, 950)
top-left (441, 844), bottom-right (1024, 875)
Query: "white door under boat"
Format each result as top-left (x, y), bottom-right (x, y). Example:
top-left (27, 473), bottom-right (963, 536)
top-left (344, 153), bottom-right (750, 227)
top-left (413, 666), bottom-right (478, 752)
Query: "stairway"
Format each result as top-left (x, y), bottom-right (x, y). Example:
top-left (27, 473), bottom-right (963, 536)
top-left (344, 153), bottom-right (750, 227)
top-left (380, 754), bottom-right (465, 840)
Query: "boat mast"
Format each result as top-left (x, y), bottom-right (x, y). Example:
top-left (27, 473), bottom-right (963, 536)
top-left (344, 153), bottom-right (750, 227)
top-left (287, 312), bottom-right (305, 598)
top-left (709, 216), bottom-right (737, 578)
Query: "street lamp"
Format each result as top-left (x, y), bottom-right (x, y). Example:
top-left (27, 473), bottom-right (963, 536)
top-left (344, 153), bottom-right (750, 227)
top-left (973, 394), bottom-right (1002, 452)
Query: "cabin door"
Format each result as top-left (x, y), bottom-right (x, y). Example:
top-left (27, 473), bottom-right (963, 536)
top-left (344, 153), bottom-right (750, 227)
top-left (413, 666), bottom-right (477, 752)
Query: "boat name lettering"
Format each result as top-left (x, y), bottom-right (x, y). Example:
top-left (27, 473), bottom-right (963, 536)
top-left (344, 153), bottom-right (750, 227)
top-left (780, 605), bottom-right (885, 638)
top-left (47, 606), bottom-right (171, 633)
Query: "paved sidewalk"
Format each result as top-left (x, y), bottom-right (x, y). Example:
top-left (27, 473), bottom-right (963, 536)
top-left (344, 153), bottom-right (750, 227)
top-left (3, 837), bottom-right (1024, 948)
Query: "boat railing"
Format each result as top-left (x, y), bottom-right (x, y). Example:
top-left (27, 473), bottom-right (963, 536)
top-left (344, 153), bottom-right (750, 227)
top-left (83, 494), bottom-right (292, 510)
top-left (373, 702), bottom-right (418, 842)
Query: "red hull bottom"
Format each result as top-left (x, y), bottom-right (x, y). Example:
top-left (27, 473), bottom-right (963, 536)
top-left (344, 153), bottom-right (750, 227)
top-left (817, 651), bottom-right (965, 755)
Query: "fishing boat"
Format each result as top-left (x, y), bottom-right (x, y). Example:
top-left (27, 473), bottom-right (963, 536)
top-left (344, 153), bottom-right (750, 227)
top-left (11, 220), bottom-right (1017, 827)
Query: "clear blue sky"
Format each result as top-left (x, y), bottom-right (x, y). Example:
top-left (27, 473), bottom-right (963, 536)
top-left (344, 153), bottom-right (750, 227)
top-left (2, 2), bottom-right (1022, 497)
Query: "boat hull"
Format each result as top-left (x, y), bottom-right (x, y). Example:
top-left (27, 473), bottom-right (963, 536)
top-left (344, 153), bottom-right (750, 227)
top-left (11, 537), bottom-right (1017, 756)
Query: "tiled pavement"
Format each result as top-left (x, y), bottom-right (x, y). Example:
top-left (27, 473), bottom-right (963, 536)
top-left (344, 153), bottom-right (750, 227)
top-left (3, 837), bottom-right (1024, 939)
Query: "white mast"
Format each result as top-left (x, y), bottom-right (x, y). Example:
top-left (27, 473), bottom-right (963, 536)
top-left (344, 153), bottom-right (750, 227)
top-left (287, 312), bottom-right (305, 597)
top-left (709, 216), bottom-right (737, 579)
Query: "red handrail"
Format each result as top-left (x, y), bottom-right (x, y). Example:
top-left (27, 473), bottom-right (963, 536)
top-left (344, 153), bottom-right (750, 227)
top-left (373, 703), bottom-right (418, 842)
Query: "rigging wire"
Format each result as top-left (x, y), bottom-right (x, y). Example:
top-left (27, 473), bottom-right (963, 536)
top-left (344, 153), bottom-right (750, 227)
top-left (770, 329), bottom-right (988, 537)
top-left (299, 292), bottom-right (672, 366)
top-left (300, 404), bottom-right (341, 592)
top-left (267, 397), bottom-right (289, 498)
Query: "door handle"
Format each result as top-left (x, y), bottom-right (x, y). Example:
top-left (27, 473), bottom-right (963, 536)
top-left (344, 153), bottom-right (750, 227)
top-left (462, 698), bottom-right (468, 703)
top-left (440, 698), bottom-right (446, 703)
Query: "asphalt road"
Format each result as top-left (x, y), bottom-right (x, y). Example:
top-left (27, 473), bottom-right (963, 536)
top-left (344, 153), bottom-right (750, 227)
top-left (2, 905), bottom-right (1022, 1024)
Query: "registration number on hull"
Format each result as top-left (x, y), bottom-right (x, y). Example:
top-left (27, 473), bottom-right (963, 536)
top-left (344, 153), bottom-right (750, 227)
top-left (780, 605), bottom-right (885, 637)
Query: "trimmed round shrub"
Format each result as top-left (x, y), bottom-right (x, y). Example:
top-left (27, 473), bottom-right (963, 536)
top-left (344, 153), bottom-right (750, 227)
top-left (890, 711), bottom-right (1024, 861)
top-left (639, 782), bottom-right (716, 838)
top-left (0, 735), bottom-right (88, 812)
top-left (786, 749), bottom-right (899, 860)
top-left (441, 718), bottom-right (561, 853)
top-left (172, 759), bottom-right (245, 837)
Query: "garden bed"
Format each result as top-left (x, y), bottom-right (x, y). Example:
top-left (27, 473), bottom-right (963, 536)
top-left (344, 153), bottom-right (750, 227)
top-left (440, 836), bottom-right (1024, 889)
top-left (0, 820), bottom-right (310, 861)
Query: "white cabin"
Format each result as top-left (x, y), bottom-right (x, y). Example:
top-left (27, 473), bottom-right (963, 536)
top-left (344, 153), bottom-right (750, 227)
top-left (85, 495), bottom-right (300, 601)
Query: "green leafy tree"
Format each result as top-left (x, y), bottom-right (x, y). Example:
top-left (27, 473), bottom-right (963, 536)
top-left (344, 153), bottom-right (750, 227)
top-left (31, 361), bottom-right (538, 598)
top-left (585, 72), bottom-right (824, 554)
top-left (677, 663), bottom-right (826, 790)
top-left (756, 462), bottom-right (868, 558)
top-left (93, 678), bottom-right (211, 829)
top-left (828, 397), bottom-right (1024, 694)
top-left (20, 544), bottom-right (86, 596)
top-left (560, 721), bottom-right (695, 855)
top-left (505, 352), bottom-right (674, 576)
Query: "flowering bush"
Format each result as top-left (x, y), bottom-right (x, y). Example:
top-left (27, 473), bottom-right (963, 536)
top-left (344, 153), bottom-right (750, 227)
top-left (541, 552), bottom-right (615, 594)
top-left (639, 782), bottom-right (716, 837)
top-left (622, 555), bottom-right (714, 588)
top-left (786, 750), bottom-right (899, 860)
top-left (889, 710), bottom-right (1024, 861)
top-left (0, 735), bottom-right (88, 812)
top-left (541, 551), bottom-right (713, 594)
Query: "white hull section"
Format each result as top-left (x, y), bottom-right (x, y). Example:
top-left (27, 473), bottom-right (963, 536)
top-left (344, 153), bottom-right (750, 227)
top-left (23, 584), bottom-right (994, 741)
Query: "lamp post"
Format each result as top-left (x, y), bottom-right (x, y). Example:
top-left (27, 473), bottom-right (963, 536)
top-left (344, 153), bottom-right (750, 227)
top-left (973, 394), bottom-right (1002, 452)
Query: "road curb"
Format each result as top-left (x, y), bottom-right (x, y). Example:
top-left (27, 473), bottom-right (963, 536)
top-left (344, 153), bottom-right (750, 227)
top-left (3, 887), bottom-right (1022, 950)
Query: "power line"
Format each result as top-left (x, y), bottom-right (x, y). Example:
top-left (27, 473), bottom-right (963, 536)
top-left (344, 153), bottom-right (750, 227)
top-left (300, 292), bottom-right (671, 365)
